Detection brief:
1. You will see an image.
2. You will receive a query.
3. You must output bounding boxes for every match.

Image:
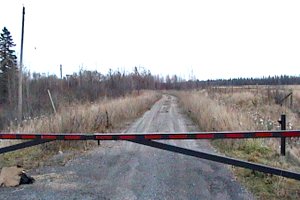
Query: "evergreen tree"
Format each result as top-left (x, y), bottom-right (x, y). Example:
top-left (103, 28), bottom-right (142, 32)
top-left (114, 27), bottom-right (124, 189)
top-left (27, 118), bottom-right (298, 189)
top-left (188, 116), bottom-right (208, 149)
top-left (0, 27), bottom-right (18, 103)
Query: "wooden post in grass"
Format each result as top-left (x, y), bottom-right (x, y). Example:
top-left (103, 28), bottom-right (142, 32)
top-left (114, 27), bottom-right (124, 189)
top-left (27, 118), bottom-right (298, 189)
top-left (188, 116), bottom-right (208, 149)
top-left (47, 89), bottom-right (56, 114)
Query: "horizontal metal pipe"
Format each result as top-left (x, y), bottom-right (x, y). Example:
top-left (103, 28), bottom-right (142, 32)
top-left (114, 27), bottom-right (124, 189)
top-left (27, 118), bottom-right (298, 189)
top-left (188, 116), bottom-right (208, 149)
top-left (0, 130), bottom-right (300, 140)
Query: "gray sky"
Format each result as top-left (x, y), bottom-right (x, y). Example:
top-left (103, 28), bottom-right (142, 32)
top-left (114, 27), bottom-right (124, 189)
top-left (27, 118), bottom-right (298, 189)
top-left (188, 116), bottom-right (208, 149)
top-left (1, 0), bottom-right (300, 80)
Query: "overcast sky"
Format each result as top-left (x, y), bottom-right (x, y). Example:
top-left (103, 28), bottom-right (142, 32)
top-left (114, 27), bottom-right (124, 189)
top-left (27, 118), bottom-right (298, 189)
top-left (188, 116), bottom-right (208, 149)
top-left (0, 0), bottom-right (299, 80)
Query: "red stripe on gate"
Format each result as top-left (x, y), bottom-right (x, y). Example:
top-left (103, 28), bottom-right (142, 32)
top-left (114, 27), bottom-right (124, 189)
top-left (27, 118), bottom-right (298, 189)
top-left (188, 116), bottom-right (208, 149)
top-left (1, 134), bottom-right (17, 139)
top-left (225, 133), bottom-right (245, 138)
top-left (119, 135), bottom-right (136, 140)
top-left (145, 135), bottom-right (162, 139)
top-left (196, 134), bottom-right (214, 139)
top-left (41, 135), bottom-right (57, 139)
top-left (96, 135), bottom-right (113, 140)
top-left (282, 132), bottom-right (300, 137)
top-left (65, 135), bottom-right (81, 140)
top-left (255, 132), bottom-right (273, 137)
top-left (21, 135), bottom-right (36, 139)
top-left (169, 134), bottom-right (188, 139)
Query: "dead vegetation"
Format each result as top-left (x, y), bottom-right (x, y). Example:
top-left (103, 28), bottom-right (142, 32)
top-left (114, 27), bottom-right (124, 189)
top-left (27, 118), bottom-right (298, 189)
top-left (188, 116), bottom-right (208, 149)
top-left (0, 90), bottom-right (161, 169)
top-left (173, 87), bottom-right (300, 199)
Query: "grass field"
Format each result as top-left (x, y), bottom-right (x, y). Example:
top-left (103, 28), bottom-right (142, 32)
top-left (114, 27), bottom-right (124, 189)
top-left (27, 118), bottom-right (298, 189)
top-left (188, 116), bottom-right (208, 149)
top-left (173, 86), bottom-right (300, 199)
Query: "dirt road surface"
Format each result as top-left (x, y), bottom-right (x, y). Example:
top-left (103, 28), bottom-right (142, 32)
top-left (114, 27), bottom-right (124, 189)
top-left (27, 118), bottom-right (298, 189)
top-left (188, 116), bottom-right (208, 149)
top-left (0, 95), bottom-right (254, 200)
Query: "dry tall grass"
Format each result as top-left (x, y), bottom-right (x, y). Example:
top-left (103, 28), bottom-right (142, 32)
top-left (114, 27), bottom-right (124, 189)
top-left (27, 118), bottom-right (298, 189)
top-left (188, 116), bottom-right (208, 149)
top-left (175, 90), bottom-right (254, 131)
top-left (10, 91), bottom-right (160, 133)
top-left (173, 89), bottom-right (300, 199)
top-left (0, 90), bottom-right (161, 168)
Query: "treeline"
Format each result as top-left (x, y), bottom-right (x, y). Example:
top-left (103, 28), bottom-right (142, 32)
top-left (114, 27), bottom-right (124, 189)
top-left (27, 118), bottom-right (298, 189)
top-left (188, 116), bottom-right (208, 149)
top-left (22, 67), bottom-right (165, 114)
top-left (206, 75), bottom-right (300, 86)
top-left (162, 75), bottom-right (300, 90)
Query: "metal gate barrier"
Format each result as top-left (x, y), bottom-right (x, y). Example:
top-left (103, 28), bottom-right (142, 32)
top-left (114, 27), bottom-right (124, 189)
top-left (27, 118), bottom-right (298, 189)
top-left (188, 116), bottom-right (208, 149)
top-left (1, 130), bottom-right (300, 180)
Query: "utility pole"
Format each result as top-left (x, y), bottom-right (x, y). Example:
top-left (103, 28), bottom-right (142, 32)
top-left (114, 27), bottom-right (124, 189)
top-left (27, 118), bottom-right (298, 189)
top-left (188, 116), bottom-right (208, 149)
top-left (60, 64), bottom-right (63, 92)
top-left (18, 6), bottom-right (25, 122)
top-left (60, 64), bottom-right (62, 79)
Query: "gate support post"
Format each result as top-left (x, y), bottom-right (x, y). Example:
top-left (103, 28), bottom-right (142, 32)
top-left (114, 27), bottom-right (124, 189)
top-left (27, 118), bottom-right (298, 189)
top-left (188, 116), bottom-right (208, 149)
top-left (279, 114), bottom-right (286, 156)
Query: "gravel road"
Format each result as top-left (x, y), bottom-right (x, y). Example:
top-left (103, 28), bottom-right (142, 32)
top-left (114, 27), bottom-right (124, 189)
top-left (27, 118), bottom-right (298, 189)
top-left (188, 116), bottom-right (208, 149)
top-left (0, 95), bottom-right (254, 200)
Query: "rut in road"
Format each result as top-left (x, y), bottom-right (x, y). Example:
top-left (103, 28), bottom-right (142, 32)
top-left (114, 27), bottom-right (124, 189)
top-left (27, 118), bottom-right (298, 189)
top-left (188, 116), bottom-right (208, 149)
top-left (0, 95), bottom-right (254, 200)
